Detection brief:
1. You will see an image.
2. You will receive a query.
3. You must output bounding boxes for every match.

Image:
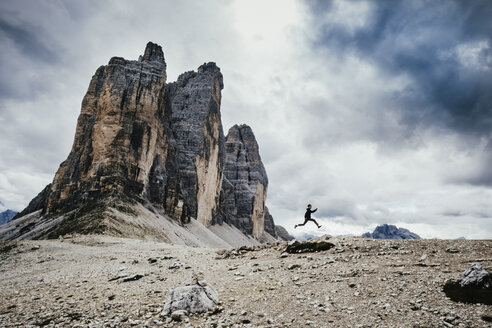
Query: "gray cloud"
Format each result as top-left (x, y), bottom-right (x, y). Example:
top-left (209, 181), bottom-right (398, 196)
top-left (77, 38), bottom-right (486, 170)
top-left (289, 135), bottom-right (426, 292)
top-left (0, 18), bottom-right (58, 63)
top-left (304, 0), bottom-right (492, 137)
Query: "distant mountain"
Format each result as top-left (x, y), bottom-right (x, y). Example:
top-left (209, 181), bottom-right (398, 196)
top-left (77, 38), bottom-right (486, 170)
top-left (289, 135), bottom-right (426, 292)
top-left (0, 210), bottom-right (18, 225)
top-left (274, 225), bottom-right (295, 241)
top-left (363, 224), bottom-right (420, 240)
top-left (294, 233), bottom-right (332, 241)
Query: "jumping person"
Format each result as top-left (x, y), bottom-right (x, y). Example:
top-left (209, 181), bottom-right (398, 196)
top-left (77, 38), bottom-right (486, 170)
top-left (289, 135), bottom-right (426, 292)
top-left (295, 204), bottom-right (322, 229)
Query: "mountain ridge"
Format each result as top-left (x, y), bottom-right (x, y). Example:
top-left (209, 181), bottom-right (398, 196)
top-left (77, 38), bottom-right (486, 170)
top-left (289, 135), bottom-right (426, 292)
top-left (363, 224), bottom-right (421, 240)
top-left (0, 210), bottom-right (17, 226)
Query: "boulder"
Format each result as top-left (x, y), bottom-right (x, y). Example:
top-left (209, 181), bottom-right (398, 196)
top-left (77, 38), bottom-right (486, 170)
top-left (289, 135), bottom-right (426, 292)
top-left (443, 263), bottom-right (492, 305)
top-left (460, 262), bottom-right (491, 288)
top-left (285, 239), bottom-right (335, 253)
top-left (163, 281), bottom-right (219, 315)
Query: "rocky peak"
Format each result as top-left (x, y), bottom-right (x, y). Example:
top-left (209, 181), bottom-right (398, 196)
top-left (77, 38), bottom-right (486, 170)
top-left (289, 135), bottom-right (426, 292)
top-left (198, 62), bottom-right (224, 89)
top-left (140, 41), bottom-right (166, 63)
top-left (363, 224), bottom-right (421, 240)
top-left (214, 124), bottom-right (270, 240)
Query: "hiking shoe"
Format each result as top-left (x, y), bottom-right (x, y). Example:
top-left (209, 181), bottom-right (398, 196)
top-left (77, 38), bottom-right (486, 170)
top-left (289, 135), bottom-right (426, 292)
top-left (318, 225), bottom-right (322, 229)
top-left (294, 224), bottom-right (297, 229)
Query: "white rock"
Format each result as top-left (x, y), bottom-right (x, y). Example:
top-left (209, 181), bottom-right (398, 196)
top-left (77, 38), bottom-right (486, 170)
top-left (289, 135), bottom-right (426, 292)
top-left (163, 283), bottom-right (219, 316)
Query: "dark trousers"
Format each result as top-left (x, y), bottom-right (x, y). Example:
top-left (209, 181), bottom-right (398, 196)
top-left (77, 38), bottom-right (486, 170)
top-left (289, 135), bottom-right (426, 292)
top-left (298, 218), bottom-right (319, 227)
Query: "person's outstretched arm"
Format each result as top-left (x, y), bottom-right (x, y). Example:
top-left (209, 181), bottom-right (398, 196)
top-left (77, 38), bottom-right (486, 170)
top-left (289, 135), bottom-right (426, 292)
top-left (311, 208), bottom-right (318, 213)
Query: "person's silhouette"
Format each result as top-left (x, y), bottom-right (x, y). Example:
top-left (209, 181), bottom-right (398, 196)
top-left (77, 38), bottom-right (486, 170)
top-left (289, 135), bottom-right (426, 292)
top-left (295, 204), bottom-right (321, 229)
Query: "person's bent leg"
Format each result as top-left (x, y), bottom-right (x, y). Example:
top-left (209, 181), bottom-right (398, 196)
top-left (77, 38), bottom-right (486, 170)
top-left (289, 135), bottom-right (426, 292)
top-left (297, 219), bottom-right (309, 227)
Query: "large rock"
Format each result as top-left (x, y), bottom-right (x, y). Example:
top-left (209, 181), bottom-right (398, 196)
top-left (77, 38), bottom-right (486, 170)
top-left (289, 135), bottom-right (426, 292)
top-left (285, 239), bottom-right (335, 253)
top-left (163, 282), bottom-right (219, 315)
top-left (460, 263), bottom-right (491, 288)
top-left (1, 42), bottom-right (285, 245)
top-left (362, 224), bottom-right (420, 240)
top-left (443, 263), bottom-right (492, 305)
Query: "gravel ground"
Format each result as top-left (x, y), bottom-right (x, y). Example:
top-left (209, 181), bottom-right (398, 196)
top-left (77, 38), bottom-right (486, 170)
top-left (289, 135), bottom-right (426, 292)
top-left (0, 235), bottom-right (491, 327)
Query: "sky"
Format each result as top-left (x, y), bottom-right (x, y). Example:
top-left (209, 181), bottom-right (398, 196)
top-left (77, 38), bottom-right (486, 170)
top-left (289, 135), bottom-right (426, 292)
top-left (0, 0), bottom-right (491, 239)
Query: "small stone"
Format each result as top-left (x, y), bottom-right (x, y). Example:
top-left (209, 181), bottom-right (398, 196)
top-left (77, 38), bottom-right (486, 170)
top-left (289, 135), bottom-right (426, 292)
top-left (122, 274), bottom-right (143, 282)
top-left (171, 310), bottom-right (188, 322)
top-left (288, 264), bottom-right (300, 270)
top-left (169, 262), bottom-right (183, 269)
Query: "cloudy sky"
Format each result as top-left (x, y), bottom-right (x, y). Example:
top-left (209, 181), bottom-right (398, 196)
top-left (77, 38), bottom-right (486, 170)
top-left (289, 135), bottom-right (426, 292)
top-left (1, 0), bottom-right (491, 239)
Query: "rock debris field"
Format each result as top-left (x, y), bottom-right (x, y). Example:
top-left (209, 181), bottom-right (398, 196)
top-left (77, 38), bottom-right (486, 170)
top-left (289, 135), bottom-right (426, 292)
top-left (1, 235), bottom-right (491, 328)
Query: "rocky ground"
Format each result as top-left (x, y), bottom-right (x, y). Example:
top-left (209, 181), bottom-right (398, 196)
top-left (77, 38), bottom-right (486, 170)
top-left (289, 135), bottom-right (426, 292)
top-left (0, 235), bottom-right (491, 328)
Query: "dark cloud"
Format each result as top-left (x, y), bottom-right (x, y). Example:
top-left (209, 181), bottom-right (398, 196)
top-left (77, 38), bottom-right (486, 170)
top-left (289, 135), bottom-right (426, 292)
top-left (304, 0), bottom-right (492, 136)
top-left (0, 18), bottom-right (58, 63)
top-left (0, 10), bottom-right (63, 102)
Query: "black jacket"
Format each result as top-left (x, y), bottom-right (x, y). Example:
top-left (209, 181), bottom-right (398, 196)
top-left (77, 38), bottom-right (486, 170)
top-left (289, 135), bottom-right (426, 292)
top-left (304, 208), bottom-right (317, 219)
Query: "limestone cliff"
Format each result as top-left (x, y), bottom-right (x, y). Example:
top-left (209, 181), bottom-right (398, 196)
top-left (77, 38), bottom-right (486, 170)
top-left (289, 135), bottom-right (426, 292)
top-left (163, 63), bottom-right (225, 226)
top-left (45, 42), bottom-right (168, 216)
top-left (214, 125), bottom-right (271, 240)
top-left (1, 42), bottom-right (288, 245)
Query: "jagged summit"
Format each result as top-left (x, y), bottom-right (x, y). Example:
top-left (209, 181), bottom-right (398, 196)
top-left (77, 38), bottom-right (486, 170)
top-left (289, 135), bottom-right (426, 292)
top-left (1, 42), bottom-right (289, 245)
top-left (140, 41), bottom-right (165, 63)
